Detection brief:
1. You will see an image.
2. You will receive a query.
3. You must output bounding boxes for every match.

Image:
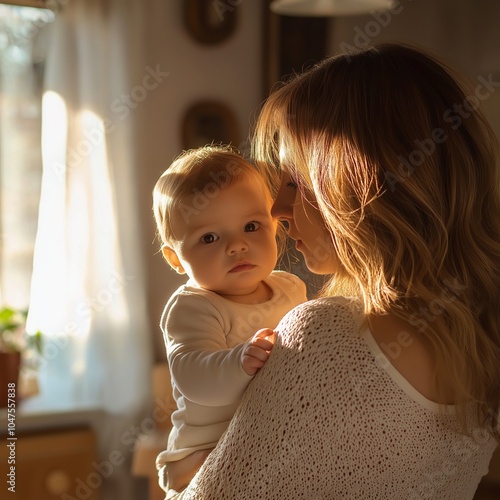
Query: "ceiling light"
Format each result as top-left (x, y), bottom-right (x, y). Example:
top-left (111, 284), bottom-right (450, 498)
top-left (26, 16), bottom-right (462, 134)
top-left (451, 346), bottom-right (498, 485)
top-left (270, 0), bottom-right (395, 17)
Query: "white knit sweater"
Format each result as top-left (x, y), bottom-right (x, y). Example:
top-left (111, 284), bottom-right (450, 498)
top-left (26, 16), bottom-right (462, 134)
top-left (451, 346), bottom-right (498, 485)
top-left (181, 297), bottom-right (497, 499)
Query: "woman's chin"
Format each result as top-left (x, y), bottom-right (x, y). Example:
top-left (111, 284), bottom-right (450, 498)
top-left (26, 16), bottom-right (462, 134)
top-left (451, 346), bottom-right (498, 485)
top-left (301, 257), bottom-right (331, 275)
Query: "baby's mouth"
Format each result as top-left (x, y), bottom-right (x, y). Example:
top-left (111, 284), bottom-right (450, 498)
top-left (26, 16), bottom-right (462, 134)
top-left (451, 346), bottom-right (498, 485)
top-left (229, 262), bottom-right (255, 273)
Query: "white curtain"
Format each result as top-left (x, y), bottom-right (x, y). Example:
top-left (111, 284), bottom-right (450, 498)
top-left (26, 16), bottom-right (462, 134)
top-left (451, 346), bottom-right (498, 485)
top-left (27, 0), bottom-right (153, 498)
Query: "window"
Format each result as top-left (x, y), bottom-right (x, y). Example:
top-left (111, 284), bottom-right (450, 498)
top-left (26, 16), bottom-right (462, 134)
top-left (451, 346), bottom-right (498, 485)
top-left (0, 5), bottom-right (54, 308)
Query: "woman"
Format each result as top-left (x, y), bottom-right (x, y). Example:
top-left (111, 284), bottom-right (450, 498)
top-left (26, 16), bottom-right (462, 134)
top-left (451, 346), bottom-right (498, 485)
top-left (180, 43), bottom-right (500, 499)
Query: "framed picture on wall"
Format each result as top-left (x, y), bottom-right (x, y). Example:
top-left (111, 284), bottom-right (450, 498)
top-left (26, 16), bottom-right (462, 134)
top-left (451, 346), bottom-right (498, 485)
top-left (184, 0), bottom-right (237, 45)
top-left (181, 101), bottom-right (240, 150)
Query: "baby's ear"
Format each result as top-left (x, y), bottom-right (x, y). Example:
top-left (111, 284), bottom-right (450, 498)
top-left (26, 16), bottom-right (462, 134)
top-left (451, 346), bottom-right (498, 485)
top-left (162, 245), bottom-right (186, 274)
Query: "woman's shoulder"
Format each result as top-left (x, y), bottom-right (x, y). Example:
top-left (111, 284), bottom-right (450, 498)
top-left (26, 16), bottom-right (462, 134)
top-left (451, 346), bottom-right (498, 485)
top-left (284, 295), bottom-right (363, 322)
top-left (276, 295), bottom-right (365, 347)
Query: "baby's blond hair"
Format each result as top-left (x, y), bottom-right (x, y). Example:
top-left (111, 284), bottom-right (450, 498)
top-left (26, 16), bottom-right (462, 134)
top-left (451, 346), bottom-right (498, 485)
top-left (153, 145), bottom-right (283, 250)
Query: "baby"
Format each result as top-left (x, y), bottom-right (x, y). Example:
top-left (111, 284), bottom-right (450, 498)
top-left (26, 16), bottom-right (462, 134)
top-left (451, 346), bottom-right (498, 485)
top-left (153, 146), bottom-right (307, 498)
top-left (152, 145), bottom-right (307, 497)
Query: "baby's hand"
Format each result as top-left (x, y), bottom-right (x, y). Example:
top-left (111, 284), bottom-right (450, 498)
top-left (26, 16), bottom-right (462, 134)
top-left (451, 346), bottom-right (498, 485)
top-left (241, 328), bottom-right (276, 376)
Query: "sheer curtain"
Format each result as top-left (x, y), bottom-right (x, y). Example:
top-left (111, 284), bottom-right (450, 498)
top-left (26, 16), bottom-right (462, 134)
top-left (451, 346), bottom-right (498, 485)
top-left (26, 0), bottom-right (153, 498)
top-left (0, 7), bottom-right (52, 310)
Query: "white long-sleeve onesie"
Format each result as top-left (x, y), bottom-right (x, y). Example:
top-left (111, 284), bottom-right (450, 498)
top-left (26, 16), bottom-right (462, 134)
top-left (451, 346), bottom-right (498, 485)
top-left (156, 270), bottom-right (307, 465)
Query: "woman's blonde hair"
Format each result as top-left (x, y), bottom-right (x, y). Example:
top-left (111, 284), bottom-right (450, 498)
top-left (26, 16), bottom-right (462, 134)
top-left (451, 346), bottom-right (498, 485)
top-left (153, 144), bottom-right (284, 251)
top-left (253, 43), bottom-right (500, 438)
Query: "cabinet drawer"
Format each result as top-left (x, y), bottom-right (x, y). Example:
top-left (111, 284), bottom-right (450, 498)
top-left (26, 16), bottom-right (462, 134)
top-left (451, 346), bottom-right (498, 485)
top-left (1, 427), bottom-right (98, 500)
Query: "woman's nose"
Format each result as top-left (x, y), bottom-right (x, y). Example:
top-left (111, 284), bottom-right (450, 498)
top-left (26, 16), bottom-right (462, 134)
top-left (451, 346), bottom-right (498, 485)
top-left (271, 177), bottom-right (294, 220)
top-left (271, 196), bottom-right (293, 220)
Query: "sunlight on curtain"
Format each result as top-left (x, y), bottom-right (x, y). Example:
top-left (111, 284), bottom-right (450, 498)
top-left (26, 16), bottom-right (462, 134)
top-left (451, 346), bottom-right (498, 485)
top-left (26, 91), bottom-right (71, 333)
top-left (26, 0), bottom-right (152, 403)
top-left (23, 1), bottom-right (153, 498)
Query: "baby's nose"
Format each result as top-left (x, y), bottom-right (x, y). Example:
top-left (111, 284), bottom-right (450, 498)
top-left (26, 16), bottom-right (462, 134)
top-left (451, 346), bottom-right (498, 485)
top-left (226, 238), bottom-right (248, 255)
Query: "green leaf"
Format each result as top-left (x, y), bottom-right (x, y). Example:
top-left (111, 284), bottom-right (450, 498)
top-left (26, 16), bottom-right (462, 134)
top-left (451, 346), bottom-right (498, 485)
top-left (28, 330), bottom-right (43, 355)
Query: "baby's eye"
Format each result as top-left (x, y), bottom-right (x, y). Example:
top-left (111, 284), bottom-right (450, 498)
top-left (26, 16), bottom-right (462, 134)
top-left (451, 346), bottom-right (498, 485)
top-left (200, 233), bottom-right (219, 244)
top-left (244, 222), bottom-right (260, 232)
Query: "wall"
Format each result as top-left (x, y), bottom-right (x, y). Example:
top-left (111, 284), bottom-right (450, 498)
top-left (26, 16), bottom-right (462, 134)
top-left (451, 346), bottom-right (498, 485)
top-left (135, 1), bottom-right (263, 359)
top-left (327, 0), bottom-right (500, 136)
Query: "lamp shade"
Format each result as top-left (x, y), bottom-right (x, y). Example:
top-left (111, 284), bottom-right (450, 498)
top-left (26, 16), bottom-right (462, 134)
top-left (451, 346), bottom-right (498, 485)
top-left (270, 0), bottom-right (395, 16)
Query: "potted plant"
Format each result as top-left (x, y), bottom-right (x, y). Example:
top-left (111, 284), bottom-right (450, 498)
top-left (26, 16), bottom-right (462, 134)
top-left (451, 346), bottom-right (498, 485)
top-left (0, 306), bottom-right (42, 408)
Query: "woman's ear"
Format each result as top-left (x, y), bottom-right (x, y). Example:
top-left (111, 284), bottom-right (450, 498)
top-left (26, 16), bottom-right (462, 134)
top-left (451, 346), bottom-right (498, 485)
top-left (162, 245), bottom-right (186, 274)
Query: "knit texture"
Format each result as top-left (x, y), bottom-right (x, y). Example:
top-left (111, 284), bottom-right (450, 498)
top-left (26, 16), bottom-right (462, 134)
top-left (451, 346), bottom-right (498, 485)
top-left (182, 297), bottom-right (497, 499)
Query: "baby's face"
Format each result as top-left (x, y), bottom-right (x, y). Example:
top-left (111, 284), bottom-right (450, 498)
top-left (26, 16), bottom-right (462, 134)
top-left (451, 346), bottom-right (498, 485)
top-left (166, 177), bottom-right (278, 298)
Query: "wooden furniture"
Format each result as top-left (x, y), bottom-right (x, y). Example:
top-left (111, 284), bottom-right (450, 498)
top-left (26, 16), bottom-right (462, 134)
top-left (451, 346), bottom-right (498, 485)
top-left (132, 363), bottom-right (176, 500)
top-left (0, 426), bottom-right (98, 499)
